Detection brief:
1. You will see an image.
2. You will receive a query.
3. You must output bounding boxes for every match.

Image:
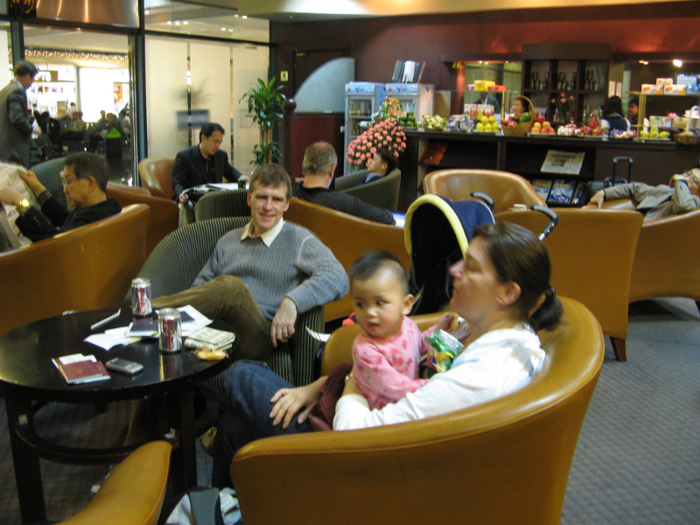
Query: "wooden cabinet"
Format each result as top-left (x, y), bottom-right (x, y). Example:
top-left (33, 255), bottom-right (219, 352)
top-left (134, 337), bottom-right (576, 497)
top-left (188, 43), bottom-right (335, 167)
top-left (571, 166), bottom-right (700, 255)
top-left (521, 43), bottom-right (610, 124)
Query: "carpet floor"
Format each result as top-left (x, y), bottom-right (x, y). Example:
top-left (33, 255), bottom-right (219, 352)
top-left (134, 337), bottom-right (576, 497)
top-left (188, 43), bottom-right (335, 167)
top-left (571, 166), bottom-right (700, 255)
top-left (0, 298), bottom-right (698, 524)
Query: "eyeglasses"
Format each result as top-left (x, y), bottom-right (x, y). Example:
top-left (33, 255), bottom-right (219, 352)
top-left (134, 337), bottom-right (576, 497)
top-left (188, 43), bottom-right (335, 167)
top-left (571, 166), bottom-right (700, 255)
top-left (60, 173), bottom-right (79, 188)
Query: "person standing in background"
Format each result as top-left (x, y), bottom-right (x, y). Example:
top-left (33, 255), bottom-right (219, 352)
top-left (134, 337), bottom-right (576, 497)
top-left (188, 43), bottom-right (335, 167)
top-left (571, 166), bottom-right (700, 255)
top-left (0, 61), bottom-right (38, 167)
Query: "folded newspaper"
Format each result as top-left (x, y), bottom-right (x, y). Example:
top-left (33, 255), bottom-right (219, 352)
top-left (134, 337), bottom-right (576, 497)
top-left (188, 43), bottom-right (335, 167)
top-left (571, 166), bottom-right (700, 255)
top-left (0, 163), bottom-right (39, 249)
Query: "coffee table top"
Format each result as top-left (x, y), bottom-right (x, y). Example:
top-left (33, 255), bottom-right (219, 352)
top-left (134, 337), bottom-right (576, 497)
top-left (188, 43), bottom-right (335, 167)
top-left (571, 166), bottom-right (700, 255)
top-left (0, 309), bottom-right (235, 403)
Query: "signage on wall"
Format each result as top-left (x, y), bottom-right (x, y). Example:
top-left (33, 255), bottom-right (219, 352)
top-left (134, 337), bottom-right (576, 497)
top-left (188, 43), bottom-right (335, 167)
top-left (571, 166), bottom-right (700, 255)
top-left (9, 0), bottom-right (36, 16)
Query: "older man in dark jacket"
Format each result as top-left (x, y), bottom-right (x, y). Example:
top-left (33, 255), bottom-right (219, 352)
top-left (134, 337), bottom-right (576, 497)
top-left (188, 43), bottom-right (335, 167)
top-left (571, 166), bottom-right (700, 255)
top-left (0, 61), bottom-right (37, 167)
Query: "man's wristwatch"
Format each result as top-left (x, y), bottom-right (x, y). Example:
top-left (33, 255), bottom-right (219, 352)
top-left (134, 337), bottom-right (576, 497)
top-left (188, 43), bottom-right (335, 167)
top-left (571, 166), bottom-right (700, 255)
top-left (16, 198), bottom-right (31, 213)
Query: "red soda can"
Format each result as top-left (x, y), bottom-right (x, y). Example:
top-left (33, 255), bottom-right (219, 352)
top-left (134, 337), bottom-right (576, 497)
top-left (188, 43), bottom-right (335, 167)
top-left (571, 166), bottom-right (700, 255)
top-left (131, 278), bottom-right (152, 317)
top-left (158, 308), bottom-right (182, 352)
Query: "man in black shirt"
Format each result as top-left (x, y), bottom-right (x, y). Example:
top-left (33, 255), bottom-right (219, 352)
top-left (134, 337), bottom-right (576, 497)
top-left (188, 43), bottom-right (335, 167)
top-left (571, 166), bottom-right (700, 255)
top-left (171, 122), bottom-right (243, 207)
top-left (292, 141), bottom-right (395, 225)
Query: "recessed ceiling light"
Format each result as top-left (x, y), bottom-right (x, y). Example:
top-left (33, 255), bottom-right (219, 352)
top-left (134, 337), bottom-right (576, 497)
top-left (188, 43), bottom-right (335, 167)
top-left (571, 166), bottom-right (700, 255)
top-left (221, 27), bottom-right (226, 31)
top-left (175, 20), bottom-right (180, 25)
top-left (673, 59), bottom-right (683, 67)
top-left (242, 15), bottom-right (247, 19)
top-left (145, 9), bottom-right (150, 15)
top-left (234, 14), bottom-right (239, 18)
top-left (166, 20), bottom-right (171, 24)
top-left (183, 21), bottom-right (188, 25)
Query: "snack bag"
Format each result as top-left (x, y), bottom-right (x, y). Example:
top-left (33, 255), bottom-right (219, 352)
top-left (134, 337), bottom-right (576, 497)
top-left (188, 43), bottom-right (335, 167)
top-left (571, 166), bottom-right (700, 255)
top-left (425, 329), bottom-right (463, 375)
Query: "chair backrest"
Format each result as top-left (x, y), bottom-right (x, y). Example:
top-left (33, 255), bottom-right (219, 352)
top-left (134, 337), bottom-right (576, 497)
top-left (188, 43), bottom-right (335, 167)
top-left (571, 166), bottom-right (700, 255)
top-left (0, 204), bottom-right (149, 335)
top-left (337, 168), bottom-right (402, 211)
top-left (32, 157), bottom-right (67, 207)
top-left (135, 216), bottom-right (324, 386)
top-left (628, 206), bottom-right (700, 303)
top-left (498, 208), bottom-right (643, 340)
top-left (232, 296), bottom-right (604, 525)
top-left (424, 169), bottom-right (545, 213)
top-left (284, 197), bottom-right (409, 322)
top-left (138, 156), bottom-right (175, 199)
top-left (194, 189), bottom-right (251, 221)
top-left (106, 182), bottom-right (179, 256)
top-left (57, 441), bottom-right (171, 525)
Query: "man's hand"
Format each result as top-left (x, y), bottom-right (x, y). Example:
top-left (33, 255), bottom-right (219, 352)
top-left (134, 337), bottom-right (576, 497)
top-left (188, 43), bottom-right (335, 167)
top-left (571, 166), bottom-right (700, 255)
top-left (0, 188), bottom-right (23, 206)
top-left (271, 297), bottom-right (297, 348)
top-left (178, 193), bottom-right (189, 205)
top-left (269, 377), bottom-right (326, 429)
top-left (588, 190), bottom-right (606, 209)
top-left (19, 171), bottom-right (46, 195)
top-left (670, 174), bottom-right (688, 186)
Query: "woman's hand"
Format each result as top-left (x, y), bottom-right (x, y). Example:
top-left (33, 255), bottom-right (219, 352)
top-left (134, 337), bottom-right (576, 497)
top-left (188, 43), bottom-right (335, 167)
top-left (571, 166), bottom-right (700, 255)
top-left (340, 374), bottom-right (362, 397)
top-left (269, 376), bottom-right (326, 429)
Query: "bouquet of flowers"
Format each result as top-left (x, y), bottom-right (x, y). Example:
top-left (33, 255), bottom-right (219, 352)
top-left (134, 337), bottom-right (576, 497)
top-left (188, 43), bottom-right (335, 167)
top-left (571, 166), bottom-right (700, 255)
top-left (552, 91), bottom-right (576, 118)
top-left (346, 118), bottom-right (407, 168)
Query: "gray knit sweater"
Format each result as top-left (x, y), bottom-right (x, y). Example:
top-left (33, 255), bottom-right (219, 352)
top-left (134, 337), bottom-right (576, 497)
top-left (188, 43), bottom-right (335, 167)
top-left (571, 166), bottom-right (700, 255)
top-left (192, 222), bottom-right (348, 319)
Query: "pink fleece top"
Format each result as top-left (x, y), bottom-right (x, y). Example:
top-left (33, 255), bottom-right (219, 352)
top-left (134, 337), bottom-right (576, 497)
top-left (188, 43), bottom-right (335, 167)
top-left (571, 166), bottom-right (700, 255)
top-left (352, 316), bottom-right (434, 410)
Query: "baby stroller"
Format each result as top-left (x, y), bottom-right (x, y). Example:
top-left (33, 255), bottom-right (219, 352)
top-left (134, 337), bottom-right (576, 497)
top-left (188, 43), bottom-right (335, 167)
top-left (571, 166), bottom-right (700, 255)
top-left (404, 193), bottom-right (558, 315)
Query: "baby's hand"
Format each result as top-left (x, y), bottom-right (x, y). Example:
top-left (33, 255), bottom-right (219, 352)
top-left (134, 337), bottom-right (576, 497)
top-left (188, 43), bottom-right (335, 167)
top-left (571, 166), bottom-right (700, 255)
top-left (436, 312), bottom-right (455, 332)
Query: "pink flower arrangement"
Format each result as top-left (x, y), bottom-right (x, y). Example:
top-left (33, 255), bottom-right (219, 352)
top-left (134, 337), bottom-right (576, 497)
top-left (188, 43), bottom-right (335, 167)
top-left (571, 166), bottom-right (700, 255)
top-left (552, 92), bottom-right (576, 117)
top-left (346, 118), bottom-right (407, 168)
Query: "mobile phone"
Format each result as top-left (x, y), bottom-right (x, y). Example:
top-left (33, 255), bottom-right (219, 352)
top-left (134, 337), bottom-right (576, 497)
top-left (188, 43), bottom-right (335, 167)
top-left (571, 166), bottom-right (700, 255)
top-left (106, 357), bottom-right (144, 375)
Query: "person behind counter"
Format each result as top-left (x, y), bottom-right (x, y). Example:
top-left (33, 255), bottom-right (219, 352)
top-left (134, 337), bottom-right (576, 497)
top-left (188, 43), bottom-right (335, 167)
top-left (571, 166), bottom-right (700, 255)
top-left (586, 165), bottom-right (700, 221)
top-left (210, 221), bottom-right (563, 488)
top-left (601, 96), bottom-right (632, 132)
top-left (511, 95), bottom-right (532, 119)
top-left (627, 98), bottom-right (649, 129)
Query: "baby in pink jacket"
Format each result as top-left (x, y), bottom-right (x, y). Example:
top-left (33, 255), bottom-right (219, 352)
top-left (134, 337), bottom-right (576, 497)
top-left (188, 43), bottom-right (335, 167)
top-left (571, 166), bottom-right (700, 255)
top-left (350, 251), bottom-right (454, 410)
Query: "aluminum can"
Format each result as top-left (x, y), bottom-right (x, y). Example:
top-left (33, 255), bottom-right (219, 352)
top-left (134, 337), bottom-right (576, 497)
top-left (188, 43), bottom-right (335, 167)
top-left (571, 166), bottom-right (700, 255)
top-left (158, 308), bottom-right (182, 352)
top-left (131, 278), bottom-right (152, 317)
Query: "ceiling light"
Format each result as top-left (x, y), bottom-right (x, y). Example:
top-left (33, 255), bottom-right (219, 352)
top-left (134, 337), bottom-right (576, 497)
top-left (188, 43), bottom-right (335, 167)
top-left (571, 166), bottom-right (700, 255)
top-left (166, 20), bottom-right (171, 24)
top-left (175, 20), bottom-right (180, 25)
top-left (145, 9), bottom-right (150, 15)
top-left (234, 14), bottom-right (239, 17)
top-left (242, 15), bottom-right (247, 19)
top-left (183, 21), bottom-right (188, 25)
top-left (673, 59), bottom-right (683, 67)
top-left (221, 27), bottom-right (226, 31)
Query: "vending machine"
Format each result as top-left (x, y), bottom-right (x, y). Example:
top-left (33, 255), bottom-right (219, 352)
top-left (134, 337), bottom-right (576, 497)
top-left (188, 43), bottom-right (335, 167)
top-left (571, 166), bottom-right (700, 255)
top-left (344, 82), bottom-right (386, 175)
top-left (384, 83), bottom-right (435, 122)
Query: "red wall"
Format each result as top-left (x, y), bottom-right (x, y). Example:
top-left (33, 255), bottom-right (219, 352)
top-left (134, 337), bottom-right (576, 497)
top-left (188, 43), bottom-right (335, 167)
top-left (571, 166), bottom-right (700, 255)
top-left (275, 2), bottom-right (700, 99)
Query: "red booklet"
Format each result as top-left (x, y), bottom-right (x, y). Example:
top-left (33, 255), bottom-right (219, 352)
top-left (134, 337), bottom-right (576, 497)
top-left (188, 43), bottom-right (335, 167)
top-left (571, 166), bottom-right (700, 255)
top-left (53, 357), bottom-right (110, 384)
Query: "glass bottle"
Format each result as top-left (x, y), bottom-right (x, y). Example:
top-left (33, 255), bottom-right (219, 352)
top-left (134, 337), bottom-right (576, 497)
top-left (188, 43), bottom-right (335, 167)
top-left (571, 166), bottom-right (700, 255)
top-left (571, 72), bottom-right (578, 90)
top-left (544, 71), bottom-right (550, 89)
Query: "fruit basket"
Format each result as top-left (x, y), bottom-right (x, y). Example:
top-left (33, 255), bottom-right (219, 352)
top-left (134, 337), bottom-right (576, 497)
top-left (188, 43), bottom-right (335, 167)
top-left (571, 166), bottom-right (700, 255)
top-left (674, 106), bottom-right (700, 145)
top-left (502, 120), bottom-right (534, 136)
top-left (501, 95), bottom-right (535, 136)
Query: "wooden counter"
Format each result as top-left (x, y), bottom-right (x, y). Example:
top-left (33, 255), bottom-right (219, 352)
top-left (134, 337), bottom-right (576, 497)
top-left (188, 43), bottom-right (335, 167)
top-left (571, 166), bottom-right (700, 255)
top-left (395, 130), bottom-right (700, 211)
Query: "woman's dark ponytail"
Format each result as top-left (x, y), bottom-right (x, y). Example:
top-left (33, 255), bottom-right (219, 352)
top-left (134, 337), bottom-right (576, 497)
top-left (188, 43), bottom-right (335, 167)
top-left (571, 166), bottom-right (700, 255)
top-left (530, 290), bottom-right (563, 332)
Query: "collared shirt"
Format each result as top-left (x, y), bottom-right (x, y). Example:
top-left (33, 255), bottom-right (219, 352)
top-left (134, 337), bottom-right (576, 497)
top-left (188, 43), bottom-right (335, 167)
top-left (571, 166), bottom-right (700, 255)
top-left (240, 217), bottom-right (285, 246)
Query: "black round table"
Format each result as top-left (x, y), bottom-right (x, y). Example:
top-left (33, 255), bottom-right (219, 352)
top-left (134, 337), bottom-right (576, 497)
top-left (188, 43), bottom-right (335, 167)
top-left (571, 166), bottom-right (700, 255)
top-left (0, 308), bottom-right (236, 524)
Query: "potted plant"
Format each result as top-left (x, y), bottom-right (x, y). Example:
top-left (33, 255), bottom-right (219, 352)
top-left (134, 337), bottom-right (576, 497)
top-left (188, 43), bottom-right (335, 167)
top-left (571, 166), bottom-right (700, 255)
top-left (240, 76), bottom-right (285, 166)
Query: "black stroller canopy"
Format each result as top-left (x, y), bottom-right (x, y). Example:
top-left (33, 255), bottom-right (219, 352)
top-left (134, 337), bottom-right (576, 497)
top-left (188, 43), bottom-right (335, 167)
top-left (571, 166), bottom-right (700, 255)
top-left (404, 195), bottom-right (495, 315)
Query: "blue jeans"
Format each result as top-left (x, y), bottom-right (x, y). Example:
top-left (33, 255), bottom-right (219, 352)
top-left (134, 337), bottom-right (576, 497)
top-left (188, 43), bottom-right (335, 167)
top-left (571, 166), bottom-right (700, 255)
top-left (211, 361), bottom-right (313, 488)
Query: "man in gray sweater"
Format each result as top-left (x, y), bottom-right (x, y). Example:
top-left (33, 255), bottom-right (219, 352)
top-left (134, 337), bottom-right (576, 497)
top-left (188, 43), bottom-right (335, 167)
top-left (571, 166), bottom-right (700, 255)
top-left (152, 164), bottom-right (348, 360)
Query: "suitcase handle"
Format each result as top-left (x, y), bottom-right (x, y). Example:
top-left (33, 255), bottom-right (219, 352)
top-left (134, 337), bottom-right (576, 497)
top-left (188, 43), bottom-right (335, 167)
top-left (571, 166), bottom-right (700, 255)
top-left (612, 156), bottom-right (633, 184)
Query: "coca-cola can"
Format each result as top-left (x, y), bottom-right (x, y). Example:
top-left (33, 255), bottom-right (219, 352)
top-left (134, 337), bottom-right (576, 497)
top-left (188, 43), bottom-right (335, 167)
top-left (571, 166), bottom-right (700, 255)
top-left (131, 278), bottom-right (152, 317)
top-left (158, 308), bottom-right (182, 353)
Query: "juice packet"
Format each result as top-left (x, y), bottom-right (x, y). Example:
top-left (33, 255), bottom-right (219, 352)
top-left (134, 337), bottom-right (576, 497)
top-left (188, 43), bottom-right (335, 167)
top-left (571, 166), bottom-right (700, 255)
top-left (425, 329), bottom-right (464, 375)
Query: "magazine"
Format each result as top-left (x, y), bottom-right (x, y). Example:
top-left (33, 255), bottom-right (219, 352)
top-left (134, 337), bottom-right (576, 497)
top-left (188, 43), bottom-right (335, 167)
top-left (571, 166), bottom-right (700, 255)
top-left (547, 179), bottom-right (576, 204)
top-left (531, 179), bottom-right (553, 201)
top-left (0, 163), bottom-right (38, 249)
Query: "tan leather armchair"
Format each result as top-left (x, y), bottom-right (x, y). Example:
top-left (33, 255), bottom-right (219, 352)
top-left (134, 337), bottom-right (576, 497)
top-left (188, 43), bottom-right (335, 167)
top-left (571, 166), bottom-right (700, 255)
top-left (57, 441), bottom-right (171, 525)
top-left (0, 204), bottom-right (149, 335)
top-left (231, 296), bottom-right (604, 525)
top-left (285, 197), bottom-right (409, 322)
top-left (597, 199), bottom-right (700, 306)
top-left (138, 156), bottom-right (175, 200)
top-left (106, 182), bottom-right (179, 255)
top-left (498, 208), bottom-right (642, 361)
top-left (424, 169), bottom-right (545, 214)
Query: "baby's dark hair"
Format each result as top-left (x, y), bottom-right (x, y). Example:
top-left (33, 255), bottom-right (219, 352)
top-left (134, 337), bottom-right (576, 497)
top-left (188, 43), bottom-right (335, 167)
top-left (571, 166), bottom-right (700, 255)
top-left (350, 250), bottom-right (409, 294)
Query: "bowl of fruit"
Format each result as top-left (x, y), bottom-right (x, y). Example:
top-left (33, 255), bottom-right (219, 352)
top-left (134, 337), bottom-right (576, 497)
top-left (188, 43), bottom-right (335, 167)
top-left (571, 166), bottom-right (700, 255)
top-left (501, 111), bottom-right (535, 136)
top-left (420, 115), bottom-right (447, 131)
